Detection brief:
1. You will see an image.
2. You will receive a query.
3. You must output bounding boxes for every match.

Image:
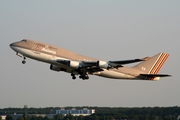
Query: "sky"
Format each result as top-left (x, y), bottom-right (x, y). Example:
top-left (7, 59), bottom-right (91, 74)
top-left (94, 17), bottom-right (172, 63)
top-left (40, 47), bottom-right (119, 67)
top-left (0, 1), bottom-right (180, 108)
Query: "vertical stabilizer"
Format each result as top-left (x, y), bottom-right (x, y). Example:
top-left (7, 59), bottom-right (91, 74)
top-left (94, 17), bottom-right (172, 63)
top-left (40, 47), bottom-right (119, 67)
top-left (133, 52), bottom-right (169, 74)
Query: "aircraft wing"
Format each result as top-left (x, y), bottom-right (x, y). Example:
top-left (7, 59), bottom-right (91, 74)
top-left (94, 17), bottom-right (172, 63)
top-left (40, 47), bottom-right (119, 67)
top-left (109, 56), bottom-right (150, 65)
top-left (96, 56), bottom-right (150, 69)
top-left (56, 60), bottom-right (97, 68)
top-left (56, 59), bottom-right (103, 74)
top-left (56, 56), bottom-right (150, 71)
top-left (55, 57), bottom-right (152, 80)
top-left (80, 61), bottom-right (104, 72)
top-left (81, 61), bottom-right (97, 67)
top-left (80, 57), bottom-right (148, 70)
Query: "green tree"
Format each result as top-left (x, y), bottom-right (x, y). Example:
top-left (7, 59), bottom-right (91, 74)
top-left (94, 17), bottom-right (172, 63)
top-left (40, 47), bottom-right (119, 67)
top-left (29, 116), bottom-right (36, 120)
top-left (6, 114), bottom-right (14, 120)
top-left (17, 116), bottom-right (24, 120)
top-left (77, 115), bottom-right (84, 120)
top-left (164, 115), bottom-right (176, 120)
top-left (149, 115), bottom-right (157, 120)
top-left (92, 115), bottom-right (99, 120)
top-left (63, 114), bottom-right (74, 120)
top-left (53, 114), bottom-right (64, 120)
top-left (43, 116), bottom-right (49, 120)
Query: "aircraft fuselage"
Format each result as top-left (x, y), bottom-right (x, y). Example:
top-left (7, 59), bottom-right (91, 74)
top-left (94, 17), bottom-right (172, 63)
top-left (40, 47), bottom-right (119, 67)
top-left (10, 39), bottom-right (170, 80)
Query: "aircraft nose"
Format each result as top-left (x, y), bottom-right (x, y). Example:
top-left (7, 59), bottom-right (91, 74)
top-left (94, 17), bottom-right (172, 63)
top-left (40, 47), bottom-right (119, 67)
top-left (9, 42), bottom-right (18, 51)
top-left (9, 43), bottom-right (15, 48)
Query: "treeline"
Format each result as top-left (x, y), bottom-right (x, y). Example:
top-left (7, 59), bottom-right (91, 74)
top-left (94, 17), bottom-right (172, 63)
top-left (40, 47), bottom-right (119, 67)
top-left (1, 106), bottom-right (180, 120)
top-left (3, 114), bottom-right (100, 120)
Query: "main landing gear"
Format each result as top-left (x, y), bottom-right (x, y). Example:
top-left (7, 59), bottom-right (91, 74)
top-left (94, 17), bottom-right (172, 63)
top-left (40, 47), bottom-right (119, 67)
top-left (79, 75), bottom-right (89, 80)
top-left (71, 73), bottom-right (76, 80)
top-left (71, 73), bottom-right (89, 80)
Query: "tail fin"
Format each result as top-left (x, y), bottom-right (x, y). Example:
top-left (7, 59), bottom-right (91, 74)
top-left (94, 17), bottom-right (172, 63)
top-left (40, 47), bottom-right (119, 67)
top-left (133, 52), bottom-right (169, 80)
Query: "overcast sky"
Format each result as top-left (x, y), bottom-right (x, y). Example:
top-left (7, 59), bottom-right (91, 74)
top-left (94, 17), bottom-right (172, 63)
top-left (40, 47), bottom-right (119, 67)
top-left (0, 1), bottom-right (179, 108)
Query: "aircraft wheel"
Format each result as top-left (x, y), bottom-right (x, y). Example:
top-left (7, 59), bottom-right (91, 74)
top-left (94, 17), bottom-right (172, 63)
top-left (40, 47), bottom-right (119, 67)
top-left (72, 76), bottom-right (76, 80)
top-left (22, 60), bottom-right (26, 64)
top-left (85, 76), bottom-right (89, 80)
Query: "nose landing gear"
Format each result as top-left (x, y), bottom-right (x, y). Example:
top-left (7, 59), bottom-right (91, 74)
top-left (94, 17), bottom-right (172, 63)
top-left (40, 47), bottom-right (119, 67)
top-left (22, 57), bottom-right (26, 64)
top-left (16, 52), bottom-right (26, 64)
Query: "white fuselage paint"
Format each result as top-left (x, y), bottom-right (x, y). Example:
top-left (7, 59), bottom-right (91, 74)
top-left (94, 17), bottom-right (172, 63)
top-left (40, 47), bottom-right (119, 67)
top-left (11, 46), bottom-right (136, 79)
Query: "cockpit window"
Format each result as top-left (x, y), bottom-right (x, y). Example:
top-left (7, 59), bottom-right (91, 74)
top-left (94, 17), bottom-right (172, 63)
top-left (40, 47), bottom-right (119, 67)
top-left (21, 40), bottom-right (27, 42)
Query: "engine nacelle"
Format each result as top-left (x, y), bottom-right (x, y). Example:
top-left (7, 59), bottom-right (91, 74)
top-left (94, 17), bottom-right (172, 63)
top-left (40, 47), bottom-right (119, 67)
top-left (96, 61), bottom-right (109, 69)
top-left (50, 64), bottom-right (62, 72)
top-left (57, 60), bottom-right (80, 69)
top-left (68, 61), bottom-right (80, 69)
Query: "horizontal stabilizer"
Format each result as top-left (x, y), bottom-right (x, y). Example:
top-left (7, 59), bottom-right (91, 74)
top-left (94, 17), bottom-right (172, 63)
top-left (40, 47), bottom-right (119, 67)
top-left (140, 74), bottom-right (171, 77)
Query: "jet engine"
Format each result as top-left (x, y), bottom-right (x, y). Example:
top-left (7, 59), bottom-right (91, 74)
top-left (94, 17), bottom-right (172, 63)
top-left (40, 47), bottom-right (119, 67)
top-left (57, 60), bottom-right (80, 69)
top-left (50, 64), bottom-right (66, 72)
top-left (96, 61), bottom-right (110, 69)
top-left (68, 61), bottom-right (80, 69)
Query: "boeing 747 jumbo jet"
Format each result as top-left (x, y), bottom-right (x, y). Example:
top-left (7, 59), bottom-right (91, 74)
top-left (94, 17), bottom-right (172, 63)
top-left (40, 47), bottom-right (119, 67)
top-left (10, 39), bottom-right (171, 80)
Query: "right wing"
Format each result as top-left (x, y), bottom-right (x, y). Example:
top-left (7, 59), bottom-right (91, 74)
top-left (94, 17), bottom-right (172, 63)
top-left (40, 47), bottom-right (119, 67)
top-left (109, 56), bottom-right (150, 65)
top-left (56, 56), bottom-right (149, 71)
top-left (54, 57), bottom-right (150, 80)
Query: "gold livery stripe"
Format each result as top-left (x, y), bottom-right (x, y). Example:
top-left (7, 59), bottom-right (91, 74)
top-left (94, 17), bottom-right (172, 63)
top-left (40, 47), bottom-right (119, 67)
top-left (150, 53), bottom-right (165, 74)
top-left (151, 53), bottom-right (166, 74)
top-left (154, 54), bottom-right (169, 74)
top-left (146, 53), bottom-right (169, 80)
top-left (150, 53), bottom-right (169, 74)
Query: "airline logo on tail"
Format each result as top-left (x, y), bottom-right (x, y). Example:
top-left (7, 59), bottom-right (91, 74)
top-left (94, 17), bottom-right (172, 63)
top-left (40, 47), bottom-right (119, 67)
top-left (146, 53), bottom-right (169, 80)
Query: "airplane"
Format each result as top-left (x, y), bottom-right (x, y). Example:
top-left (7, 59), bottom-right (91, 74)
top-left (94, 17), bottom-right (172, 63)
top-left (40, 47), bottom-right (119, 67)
top-left (9, 39), bottom-right (171, 80)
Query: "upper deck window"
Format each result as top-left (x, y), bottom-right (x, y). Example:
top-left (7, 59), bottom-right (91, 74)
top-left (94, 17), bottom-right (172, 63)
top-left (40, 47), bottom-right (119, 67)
top-left (21, 40), bottom-right (27, 42)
